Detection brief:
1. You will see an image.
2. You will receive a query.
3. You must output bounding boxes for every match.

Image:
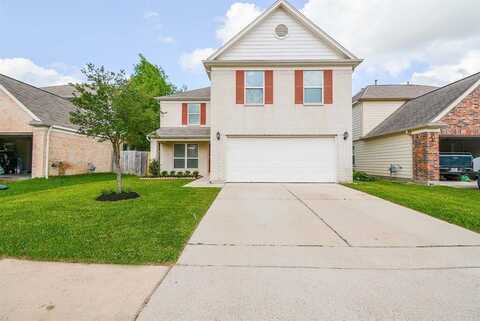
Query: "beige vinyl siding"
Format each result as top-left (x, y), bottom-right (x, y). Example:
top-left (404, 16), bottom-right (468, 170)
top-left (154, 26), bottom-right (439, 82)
top-left (354, 134), bottom-right (413, 179)
top-left (352, 102), bottom-right (363, 140)
top-left (218, 7), bottom-right (342, 61)
top-left (361, 101), bottom-right (405, 136)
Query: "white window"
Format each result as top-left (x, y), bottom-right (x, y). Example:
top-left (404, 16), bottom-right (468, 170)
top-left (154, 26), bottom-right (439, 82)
top-left (188, 103), bottom-right (200, 125)
top-left (174, 144), bottom-right (199, 169)
top-left (304, 71), bottom-right (323, 104)
top-left (245, 71), bottom-right (264, 105)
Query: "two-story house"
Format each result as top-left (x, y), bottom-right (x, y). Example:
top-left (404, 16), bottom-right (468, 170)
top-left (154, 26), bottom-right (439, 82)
top-left (149, 0), bottom-right (362, 183)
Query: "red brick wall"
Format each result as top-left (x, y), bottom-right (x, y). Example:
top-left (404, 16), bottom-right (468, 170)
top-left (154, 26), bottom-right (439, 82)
top-left (440, 85), bottom-right (480, 136)
top-left (412, 132), bottom-right (440, 181)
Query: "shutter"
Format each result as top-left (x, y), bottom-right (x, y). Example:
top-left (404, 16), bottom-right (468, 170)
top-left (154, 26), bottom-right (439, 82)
top-left (265, 70), bottom-right (273, 104)
top-left (236, 70), bottom-right (245, 104)
top-left (182, 103), bottom-right (188, 125)
top-left (200, 103), bottom-right (206, 125)
top-left (324, 70), bottom-right (333, 104)
top-left (295, 70), bottom-right (303, 104)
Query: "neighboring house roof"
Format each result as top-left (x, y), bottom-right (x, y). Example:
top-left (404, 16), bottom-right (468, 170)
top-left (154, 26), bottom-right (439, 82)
top-left (151, 127), bottom-right (210, 139)
top-left (157, 87), bottom-right (210, 101)
top-left (0, 74), bottom-right (78, 129)
top-left (365, 72), bottom-right (480, 139)
top-left (352, 84), bottom-right (437, 104)
top-left (204, 0), bottom-right (362, 70)
top-left (41, 84), bottom-right (78, 99)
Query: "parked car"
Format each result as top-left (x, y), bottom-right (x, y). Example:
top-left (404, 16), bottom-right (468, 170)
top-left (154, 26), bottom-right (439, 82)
top-left (439, 153), bottom-right (476, 181)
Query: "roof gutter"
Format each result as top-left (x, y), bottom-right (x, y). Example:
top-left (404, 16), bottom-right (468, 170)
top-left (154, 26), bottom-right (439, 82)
top-left (203, 59), bottom-right (363, 73)
top-left (360, 122), bottom-right (448, 141)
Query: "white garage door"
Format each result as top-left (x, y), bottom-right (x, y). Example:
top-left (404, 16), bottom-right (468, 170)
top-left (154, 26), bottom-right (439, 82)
top-left (226, 137), bottom-right (337, 182)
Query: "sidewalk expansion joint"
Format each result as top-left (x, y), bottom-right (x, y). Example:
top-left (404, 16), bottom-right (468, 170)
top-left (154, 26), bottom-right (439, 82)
top-left (186, 242), bottom-right (480, 249)
top-left (176, 263), bottom-right (480, 271)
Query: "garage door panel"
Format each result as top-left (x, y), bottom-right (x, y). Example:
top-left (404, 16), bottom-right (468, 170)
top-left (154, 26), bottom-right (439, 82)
top-left (226, 138), bottom-right (336, 182)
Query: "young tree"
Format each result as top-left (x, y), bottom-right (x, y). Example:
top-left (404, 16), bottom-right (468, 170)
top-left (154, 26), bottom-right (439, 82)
top-left (70, 63), bottom-right (156, 193)
top-left (128, 54), bottom-right (179, 149)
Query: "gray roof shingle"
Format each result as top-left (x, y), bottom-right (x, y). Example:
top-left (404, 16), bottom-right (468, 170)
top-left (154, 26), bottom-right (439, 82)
top-left (152, 127), bottom-right (210, 139)
top-left (157, 87), bottom-right (210, 101)
top-left (352, 84), bottom-right (437, 103)
top-left (365, 72), bottom-right (480, 138)
top-left (0, 74), bottom-right (78, 129)
top-left (41, 84), bottom-right (78, 99)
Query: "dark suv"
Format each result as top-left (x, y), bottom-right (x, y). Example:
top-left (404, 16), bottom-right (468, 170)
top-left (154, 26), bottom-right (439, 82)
top-left (439, 153), bottom-right (477, 181)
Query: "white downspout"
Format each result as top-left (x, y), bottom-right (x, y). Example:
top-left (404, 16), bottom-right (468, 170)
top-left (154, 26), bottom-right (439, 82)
top-left (44, 126), bottom-right (53, 179)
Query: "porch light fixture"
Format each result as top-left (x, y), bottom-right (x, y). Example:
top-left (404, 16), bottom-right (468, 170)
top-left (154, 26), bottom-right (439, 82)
top-left (343, 131), bottom-right (349, 140)
top-left (216, 131), bottom-right (221, 141)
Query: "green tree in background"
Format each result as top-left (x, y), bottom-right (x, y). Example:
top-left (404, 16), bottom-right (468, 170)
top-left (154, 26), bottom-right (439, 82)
top-left (128, 54), bottom-right (180, 150)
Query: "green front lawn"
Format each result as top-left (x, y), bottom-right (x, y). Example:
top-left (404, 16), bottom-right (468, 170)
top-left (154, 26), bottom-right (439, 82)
top-left (345, 180), bottom-right (480, 233)
top-left (0, 174), bottom-right (220, 265)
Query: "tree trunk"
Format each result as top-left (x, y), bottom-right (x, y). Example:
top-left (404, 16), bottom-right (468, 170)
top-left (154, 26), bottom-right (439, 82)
top-left (113, 142), bottom-right (122, 194)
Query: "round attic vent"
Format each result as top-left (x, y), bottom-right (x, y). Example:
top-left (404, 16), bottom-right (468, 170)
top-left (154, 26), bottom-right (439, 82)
top-left (274, 24), bottom-right (288, 39)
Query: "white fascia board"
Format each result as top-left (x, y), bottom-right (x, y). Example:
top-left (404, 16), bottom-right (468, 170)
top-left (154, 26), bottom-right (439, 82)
top-left (431, 78), bottom-right (480, 122)
top-left (0, 83), bottom-right (41, 121)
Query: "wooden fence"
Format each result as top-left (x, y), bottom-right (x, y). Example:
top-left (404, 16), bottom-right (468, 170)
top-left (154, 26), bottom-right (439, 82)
top-left (120, 151), bottom-right (150, 176)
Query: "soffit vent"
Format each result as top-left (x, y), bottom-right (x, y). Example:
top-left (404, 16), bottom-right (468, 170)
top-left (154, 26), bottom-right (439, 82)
top-left (275, 24), bottom-right (288, 39)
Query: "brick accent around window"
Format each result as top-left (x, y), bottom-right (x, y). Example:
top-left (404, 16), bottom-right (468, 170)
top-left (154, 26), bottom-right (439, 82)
top-left (412, 132), bottom-right (440, 182)
top-left (440, 85), bottom-right (480, 136)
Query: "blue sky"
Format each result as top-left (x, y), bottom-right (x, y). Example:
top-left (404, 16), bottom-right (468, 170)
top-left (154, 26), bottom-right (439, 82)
top-left (0, 0), bottom-right (478, 94)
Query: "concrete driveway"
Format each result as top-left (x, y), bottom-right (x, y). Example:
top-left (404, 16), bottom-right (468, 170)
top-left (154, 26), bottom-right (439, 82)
top-left (137, 183), bottom-right (480, 321)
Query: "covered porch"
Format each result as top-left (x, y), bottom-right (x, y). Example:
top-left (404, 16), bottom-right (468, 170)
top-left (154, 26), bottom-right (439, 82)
top-left (150, 127), bottom-right (211, 178)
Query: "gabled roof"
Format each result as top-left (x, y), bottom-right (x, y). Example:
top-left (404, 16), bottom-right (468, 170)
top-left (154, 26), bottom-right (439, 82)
top-left (157, 87), bottom-right (210, 101)
top-left (365, 72), bottom-right (480, 139)
top-left (41, 84), bottom-right (78, 99)
top-left (352, 84), bottom-right (437, 104)
top-left (204, 0), bottom-right (361, 68)
top-left (0, 74), bottom-right (78, 129)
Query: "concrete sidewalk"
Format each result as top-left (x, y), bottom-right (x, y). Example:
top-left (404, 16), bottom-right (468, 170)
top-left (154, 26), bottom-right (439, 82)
top-left (0, 259), bottom-right (168, 321)
top-left (137, 183), bottom-right (480, 321)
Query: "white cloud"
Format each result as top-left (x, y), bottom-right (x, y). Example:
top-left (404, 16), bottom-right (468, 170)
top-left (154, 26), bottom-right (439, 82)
top-left (301, 0), bottom-right (480, 82)
top-left (215, 2), bottom-right (262, 44)
top-left (179, 48), bottom-right (215, 72)
top-left (144, 11), bottom-right (159, 19)
top-left (0, 57), bottom-right (80, 87)
top-left (180, 2), bottom-right (262, 73)
top-left (411, 51), bottom-right (480, 86)
top-left (158, 36), bottom-right (175, 44)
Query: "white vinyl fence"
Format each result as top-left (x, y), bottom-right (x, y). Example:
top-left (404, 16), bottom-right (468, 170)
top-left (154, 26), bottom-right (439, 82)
top-left (120, 151), bottom-right (150, 176)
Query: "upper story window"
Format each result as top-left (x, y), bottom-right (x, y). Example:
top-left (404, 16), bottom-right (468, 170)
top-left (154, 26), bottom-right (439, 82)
top-left (245, 71), bottom-right (264, 105)
top-left (188, 103), bottom-right (200, 125)
top-left (304, 70), bottom-right (324, 104)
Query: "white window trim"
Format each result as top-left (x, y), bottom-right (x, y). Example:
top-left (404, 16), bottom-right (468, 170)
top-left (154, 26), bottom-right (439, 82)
top-left (173, 143), bottom-right (199, 169)
top-left (245, 70), bottom-right (265, 106)
top-left (303, 70), bottom-right (324, 106)
top-left (187, 103), bottom-right (201, 126)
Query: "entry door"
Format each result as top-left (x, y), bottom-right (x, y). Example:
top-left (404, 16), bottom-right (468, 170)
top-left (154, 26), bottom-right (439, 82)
top-left (226, 137), bottom-right (337, 182)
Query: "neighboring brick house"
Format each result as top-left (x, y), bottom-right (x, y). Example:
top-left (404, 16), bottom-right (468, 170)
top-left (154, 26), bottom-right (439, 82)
top-left (149, 0), bottom-right (362, 183)
top-left (353, 72), bottom-right (480, 182)
top-left (0, 73), bottom-right (113, 178)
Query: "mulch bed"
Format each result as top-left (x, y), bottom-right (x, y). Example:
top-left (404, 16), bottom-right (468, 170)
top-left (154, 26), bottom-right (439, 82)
top-left (96, 191), bottom-right (140, 202)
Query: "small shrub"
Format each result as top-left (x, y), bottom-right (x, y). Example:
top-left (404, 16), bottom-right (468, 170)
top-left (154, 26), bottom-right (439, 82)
top-left (353, 170), bottom-right (375, 182)
top-left (161, 170), bottom-right (168, 177)
top-left (192, 171), bottom-right (200, 178)
top-left (177, 171), bottom-right (184, 177)
top-left (149, 160), bottom-right (160, 177)
top-left (169, 171), bottom-right (176, 177)
top-left (185, 170), bottom-right (191, 177)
